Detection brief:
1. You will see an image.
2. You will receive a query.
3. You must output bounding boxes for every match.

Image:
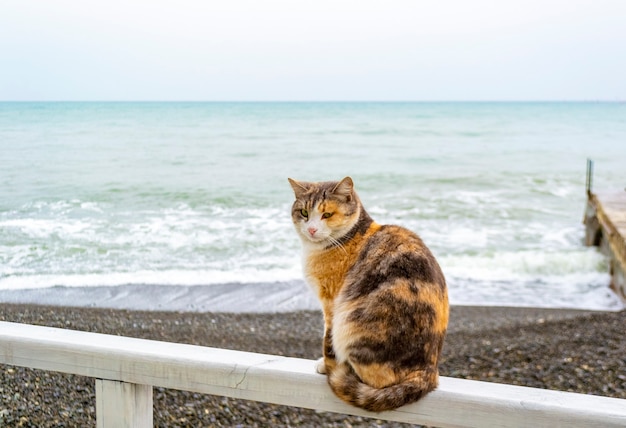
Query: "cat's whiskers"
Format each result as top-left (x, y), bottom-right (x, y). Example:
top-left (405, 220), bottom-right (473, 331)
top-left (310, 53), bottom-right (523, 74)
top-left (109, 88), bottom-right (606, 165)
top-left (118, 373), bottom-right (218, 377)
top-left (326, 235), bottom-right (348, 254)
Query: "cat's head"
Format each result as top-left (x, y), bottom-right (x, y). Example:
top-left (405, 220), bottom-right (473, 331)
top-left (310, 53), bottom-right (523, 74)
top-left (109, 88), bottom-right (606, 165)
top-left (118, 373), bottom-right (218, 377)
top-left (288, 176), bottom-right (361, 248)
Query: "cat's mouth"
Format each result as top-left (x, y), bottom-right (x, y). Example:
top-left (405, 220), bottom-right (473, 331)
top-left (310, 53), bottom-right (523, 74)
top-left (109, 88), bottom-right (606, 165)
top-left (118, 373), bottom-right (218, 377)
top-left (305, 233), bottom-right (328, 244)
top-left (302, 229), bottom-right (331, 245)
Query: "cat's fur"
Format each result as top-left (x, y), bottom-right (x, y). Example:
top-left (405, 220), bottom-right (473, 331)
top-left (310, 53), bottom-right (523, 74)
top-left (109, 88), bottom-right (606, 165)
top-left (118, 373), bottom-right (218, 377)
top-left (288, 176), bottom-right (449, 412)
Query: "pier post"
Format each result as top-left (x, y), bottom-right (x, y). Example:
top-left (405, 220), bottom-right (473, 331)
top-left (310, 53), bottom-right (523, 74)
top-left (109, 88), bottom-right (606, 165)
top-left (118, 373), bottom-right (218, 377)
top-left (586, 158), bottom-right (594, 195)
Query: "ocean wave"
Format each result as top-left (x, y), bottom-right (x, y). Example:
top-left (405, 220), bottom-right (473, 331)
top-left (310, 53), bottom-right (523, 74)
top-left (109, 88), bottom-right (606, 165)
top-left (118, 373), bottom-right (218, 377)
top-left (0, 267), bottom-right (303, 291)
top-left (440, 249), bottom-right (608, 280)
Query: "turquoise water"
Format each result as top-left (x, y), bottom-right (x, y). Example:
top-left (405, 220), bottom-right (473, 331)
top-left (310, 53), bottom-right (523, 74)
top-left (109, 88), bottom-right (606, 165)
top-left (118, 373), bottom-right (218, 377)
top-left (1, 102), bottom-right (625, 309)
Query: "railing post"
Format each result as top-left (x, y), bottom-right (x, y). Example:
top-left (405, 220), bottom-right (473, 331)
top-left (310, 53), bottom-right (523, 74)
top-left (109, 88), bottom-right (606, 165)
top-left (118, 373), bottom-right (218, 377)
top-left (95, 379), bottom-right (153, 428)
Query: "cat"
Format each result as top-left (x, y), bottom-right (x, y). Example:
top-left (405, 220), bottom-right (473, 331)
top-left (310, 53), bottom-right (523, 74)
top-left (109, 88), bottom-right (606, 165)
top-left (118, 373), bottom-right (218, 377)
top-left (288, 176), bottom-right (449, 412)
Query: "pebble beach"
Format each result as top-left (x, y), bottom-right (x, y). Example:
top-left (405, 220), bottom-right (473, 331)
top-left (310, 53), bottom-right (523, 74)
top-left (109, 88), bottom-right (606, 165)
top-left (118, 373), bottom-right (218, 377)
top-left (1, 304), bottom-right (624, 427)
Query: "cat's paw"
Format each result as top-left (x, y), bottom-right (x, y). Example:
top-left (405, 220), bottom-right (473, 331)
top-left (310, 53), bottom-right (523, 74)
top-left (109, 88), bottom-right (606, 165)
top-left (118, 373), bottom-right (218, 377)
top-left (315, 357), bottom-right (327, 375)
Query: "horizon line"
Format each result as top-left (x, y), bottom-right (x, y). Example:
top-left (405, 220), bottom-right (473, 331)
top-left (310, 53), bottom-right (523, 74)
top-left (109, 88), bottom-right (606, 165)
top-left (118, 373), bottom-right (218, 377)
top-left (1, 99), bottom-right (624, 103)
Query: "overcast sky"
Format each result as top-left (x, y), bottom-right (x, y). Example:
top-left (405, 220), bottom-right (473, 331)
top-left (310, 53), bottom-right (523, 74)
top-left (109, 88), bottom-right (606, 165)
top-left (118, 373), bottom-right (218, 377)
top-left (1, 0), bottom-right (625, 101)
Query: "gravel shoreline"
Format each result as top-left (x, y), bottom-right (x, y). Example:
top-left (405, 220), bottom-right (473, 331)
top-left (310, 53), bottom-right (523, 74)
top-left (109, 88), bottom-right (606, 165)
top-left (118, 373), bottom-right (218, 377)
top-left (1, 304), bottom-right (624, 427)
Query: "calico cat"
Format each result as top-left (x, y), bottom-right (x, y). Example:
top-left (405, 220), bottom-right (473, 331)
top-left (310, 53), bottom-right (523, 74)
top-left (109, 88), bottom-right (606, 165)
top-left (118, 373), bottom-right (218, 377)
top-left (288, 176), bottom-right (448, 412)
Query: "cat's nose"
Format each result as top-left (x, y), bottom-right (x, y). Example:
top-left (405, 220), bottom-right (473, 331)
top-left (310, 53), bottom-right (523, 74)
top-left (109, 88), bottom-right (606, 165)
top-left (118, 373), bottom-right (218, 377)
top-left (308, 227), bottom-right (317, 237)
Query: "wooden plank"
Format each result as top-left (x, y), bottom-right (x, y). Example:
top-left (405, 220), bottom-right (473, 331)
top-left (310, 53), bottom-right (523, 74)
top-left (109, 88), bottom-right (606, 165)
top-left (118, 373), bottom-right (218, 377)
top-left (1, 321), bottom-right (625, 428)
top-left (95, 380), bottom-right (152, 428)
top-left (595, 192), bottom-right (626, 242)
top-left (590, 192), bottom-right (626, 299)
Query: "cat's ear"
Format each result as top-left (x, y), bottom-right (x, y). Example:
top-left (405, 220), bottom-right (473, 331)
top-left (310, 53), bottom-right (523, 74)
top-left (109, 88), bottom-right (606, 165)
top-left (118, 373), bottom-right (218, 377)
top-left (288, 178), bottom-right (309, 198)
top-left (332, 177), bottom-right (354, 202)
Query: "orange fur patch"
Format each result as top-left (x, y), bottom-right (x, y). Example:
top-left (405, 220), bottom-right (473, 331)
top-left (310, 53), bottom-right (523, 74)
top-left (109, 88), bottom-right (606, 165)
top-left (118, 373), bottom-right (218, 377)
top-left (306, 222), bottom-right (380, 302)
top-left (353, 363), bottom-right (397, 389)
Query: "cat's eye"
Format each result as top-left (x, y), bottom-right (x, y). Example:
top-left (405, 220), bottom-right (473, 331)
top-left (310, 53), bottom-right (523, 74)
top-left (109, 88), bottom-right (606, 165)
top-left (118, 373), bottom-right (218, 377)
top-left (322, 212), bottom-right (334, 219)
top-left (300, 209), bottom-right (309, 218)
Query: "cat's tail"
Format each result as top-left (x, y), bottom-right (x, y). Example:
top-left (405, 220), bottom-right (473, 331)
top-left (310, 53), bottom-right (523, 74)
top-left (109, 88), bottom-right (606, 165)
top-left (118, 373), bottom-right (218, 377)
top-left (327, 362), bottom-right (438, 412)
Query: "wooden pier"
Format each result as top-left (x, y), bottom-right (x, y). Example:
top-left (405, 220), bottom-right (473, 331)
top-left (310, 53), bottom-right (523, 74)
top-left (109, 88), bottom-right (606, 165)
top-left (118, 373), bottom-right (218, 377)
top-left (583, 161), bottom-right (626, 302)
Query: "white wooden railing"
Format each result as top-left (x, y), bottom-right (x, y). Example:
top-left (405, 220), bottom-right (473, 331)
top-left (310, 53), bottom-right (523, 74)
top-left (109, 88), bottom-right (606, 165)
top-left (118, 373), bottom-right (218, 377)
top-left (1, 321), bottom-right (625, 428)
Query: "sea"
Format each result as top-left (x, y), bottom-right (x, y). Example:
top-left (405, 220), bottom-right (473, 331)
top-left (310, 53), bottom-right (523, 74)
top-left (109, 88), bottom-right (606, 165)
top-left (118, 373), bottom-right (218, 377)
top-left (1, 102), bottom-right (625, 311)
